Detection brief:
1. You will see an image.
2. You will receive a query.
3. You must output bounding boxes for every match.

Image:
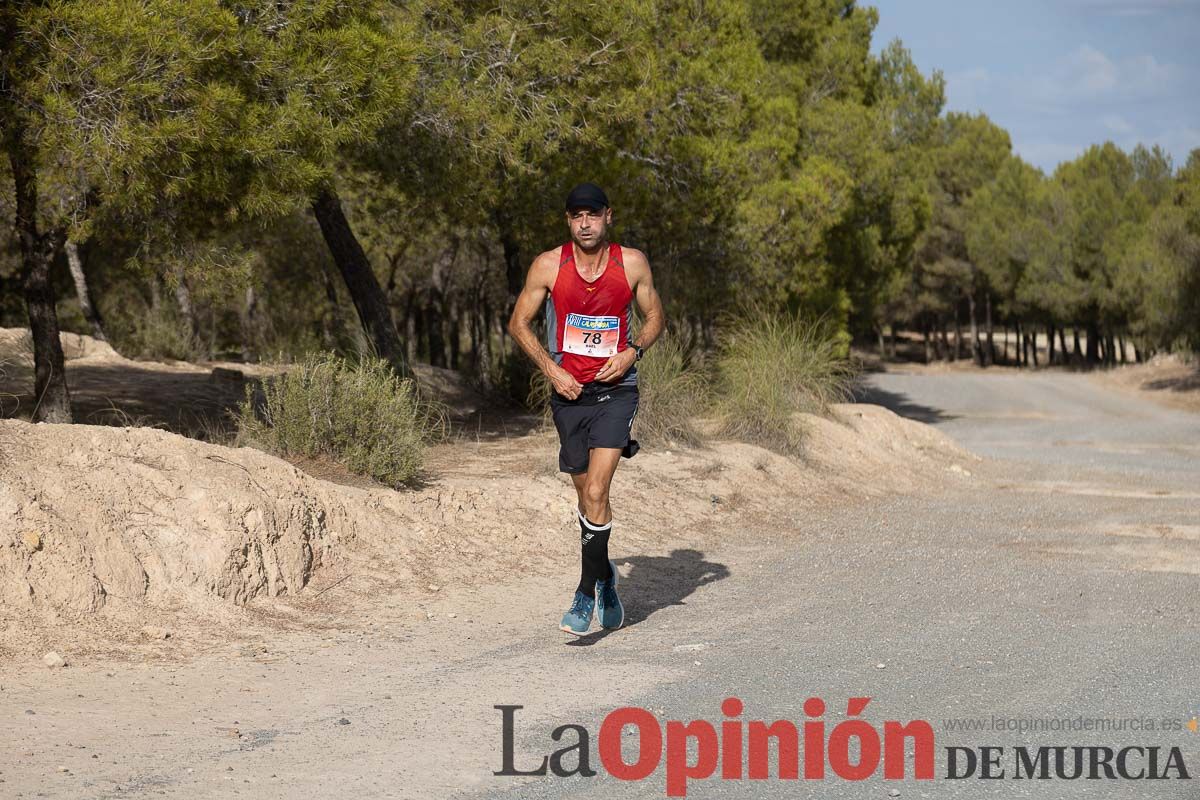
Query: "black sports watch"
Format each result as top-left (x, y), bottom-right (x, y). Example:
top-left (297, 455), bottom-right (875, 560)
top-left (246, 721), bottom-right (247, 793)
top-left (634, 345), bottom-right (644, 361)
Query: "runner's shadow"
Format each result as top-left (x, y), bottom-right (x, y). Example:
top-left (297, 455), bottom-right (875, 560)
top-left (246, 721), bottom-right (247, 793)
top-left (565, 549), bottom-right (729, 646)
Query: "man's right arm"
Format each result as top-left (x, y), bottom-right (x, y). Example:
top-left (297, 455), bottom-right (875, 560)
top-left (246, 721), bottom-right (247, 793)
top-left (507, 252), bottom-right (583, 399)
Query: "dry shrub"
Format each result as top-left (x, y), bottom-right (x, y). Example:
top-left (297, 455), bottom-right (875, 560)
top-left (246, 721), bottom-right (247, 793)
top-left (630, 332), bottom-right (706, 447)
top-left (235, 352), bottom-right (442, 487)
top-left (107, 300), bottom-right (207, 362)
top-left (712, 310), bottom-right (857, 454)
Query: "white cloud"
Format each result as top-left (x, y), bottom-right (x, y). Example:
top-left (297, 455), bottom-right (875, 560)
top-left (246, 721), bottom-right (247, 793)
top-left (1029, 44), bottom-right (1175, 104)
top-left (1101, 113), bottom-right (1134, 134)
top-left (1070, 45), bottom-right (1118, 92)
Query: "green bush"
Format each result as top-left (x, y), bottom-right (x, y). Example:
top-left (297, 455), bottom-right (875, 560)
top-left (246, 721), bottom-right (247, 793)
top-left (630, 332), bottom-right (707, 447)
top-left (235, 352), bottom-right (438, 486)
top-left (711, 310), bottom-right (857, 454)
top-left (106, 298), bottom-right (208, 362)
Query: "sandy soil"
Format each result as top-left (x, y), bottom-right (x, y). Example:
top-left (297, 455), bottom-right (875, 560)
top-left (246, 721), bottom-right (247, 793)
top-left (853, 343), bottom-right (1200, 416)
top-left (5, 331), bottom-right (1194, 800)
top-left (0, 328), bottom-right (490, 441)
top-left (0, 329), bottom-right (977, 664)
top-left (1089, 353), bottom-right (1200, 414)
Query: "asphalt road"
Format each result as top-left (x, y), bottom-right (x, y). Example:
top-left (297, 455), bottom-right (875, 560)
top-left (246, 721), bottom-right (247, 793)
top-left (470, 369), bottom-right (1200, 800)
top-left (3, 369), bottom-right (1197, 799)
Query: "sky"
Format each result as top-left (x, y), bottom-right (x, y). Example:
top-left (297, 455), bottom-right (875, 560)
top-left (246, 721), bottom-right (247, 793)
top-left (868, 0), bottom-right (1200, 174)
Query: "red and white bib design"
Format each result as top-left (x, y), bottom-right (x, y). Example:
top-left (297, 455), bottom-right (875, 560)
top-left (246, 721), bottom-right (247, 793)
top-left (563, 313), bottom-right (621, 358)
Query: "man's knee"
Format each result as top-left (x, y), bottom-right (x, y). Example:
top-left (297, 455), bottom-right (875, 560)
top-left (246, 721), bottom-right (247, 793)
top-left (582, 479), bottom-right (609, 510)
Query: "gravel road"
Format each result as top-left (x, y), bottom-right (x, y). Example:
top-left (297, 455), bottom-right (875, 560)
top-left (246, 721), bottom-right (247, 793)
top-left (2, 368), bottom-right (1197, 799)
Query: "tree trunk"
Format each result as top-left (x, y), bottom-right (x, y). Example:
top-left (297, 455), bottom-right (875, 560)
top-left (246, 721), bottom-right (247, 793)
top-left (240, 285), bottom-right (258, 362)
top-left (1085, 322), bottom-right (1099, 365)
top-left (317, 257), bottom-right (344, 351)
top-left (888, 324), bottom-right (897, 360)
top-left (1047, 325), bottom-right (1056, 366)
top-left (468, 299), bottom-right (480, 370)
top-left (1072, 327), bottom-right (1082, 362)
top-left (478, 299), bottom-right (495, 390)
top-left (494, 314), bottom-right (509, 359)
top-left (1061, 328), bottom-right (1070, 363)
top-left (403, 289), bottom-right (417, 365)
top-left (1118, 334), bottom-right (1127, 364)
top-left (423, 290), bottom-right (446, 368)
top-left (939, 319), bottom-right (951, 361)
top-left (10, 141), bottom-right (72, 423)
top-left (1002, 322), bottom-right (1009, 365)
top-left (448, 305), bottom-right (461, 370)
top-left (413, 303), bottom-right (427, 361)
top-left (65, 240), bottom-right (107, 342)
top-left (172, 267), bottom-right (197, 340)
top-left (496, 210), bottom-right (525, 316)
top-left (425, 267), bottom-right (449, 370)
top-left (953, 305), bottom-right (962, 361)
top-left (876, 324), bottom-right (886, 359)
top-left (311, 185), bottom-right (408, 376)
top-left (967, 292), bottom-right (982, 366)
top-left (984, 292), bottom-right (995, 366)
top-left (922, 322), bottom-right (932, 364)
top-left (1030, 330), bottom-right (1039, 367)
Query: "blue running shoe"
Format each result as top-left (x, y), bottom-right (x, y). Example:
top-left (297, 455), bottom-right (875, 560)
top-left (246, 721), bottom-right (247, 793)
top-left (595, 560), bottom-right (624, 629)
top-left (560, 590), bottom-right (595, 635)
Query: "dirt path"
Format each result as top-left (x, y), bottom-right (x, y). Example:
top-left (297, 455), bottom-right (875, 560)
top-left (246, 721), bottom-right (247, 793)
top-left (2, 361), bottom-right (1198, 799)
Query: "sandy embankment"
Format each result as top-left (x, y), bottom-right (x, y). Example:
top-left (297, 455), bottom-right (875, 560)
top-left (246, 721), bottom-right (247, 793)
top-left (0, 329), bottom-right (979, 660)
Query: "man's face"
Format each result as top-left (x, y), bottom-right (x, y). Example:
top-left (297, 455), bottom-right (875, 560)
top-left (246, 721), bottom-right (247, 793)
top-left (566, 206), bottom-right (613, 250)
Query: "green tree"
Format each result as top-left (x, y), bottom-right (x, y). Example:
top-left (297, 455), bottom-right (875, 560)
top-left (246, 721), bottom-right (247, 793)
top-left (1053, 142), bottom-right (1148, 363)
top-left (1115, 148), bottom-right (1200, 354)
top-left (907, 112), bottom-right (1011, 364)
top-left (965, 155), bottom-right (1049, 364)
top-left (833, 38), bottom-right (945, 351)
top-left (7, 0), bottom-right (421, 410)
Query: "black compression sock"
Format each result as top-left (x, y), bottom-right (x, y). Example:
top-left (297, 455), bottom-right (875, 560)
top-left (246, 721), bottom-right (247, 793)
top-left (576, 511), bottom-right (612, 595)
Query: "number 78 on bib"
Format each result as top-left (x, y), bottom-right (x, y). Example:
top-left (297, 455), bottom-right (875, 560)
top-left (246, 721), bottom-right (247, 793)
top-left (563, 313), bottom-right (621, 358)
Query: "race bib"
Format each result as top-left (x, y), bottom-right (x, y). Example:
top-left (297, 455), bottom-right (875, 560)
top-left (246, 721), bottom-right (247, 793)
top-left (563, 313), bottom-right (620, 358)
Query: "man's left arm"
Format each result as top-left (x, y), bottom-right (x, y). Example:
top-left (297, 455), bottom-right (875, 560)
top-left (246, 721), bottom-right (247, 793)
top-left (594, 249), bottom-right (664, 383)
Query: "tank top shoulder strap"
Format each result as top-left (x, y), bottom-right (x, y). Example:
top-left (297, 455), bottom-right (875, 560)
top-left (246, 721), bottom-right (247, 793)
top-left (608, 242), bottom-right (623, 268)
top-left (559, 242), bottom-right (575, 268)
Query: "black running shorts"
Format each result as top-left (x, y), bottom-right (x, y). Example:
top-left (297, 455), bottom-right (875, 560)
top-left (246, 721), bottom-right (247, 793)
top-left (550, 382), bottom-right (640, 474)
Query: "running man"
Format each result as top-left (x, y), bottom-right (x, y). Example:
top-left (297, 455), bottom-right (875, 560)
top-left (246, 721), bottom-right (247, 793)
top-left (507, 182), bottom-right (665, 635)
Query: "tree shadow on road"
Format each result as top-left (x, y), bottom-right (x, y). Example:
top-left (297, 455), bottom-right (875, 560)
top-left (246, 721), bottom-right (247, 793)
top-left (565, 548), bottom-right (730, 646)
top-left (850, 382), bottom-right (958, 425)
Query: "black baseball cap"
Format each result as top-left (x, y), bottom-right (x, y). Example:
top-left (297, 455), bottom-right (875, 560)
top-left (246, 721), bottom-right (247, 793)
top-left (565, 182), bottom-right (609, 211)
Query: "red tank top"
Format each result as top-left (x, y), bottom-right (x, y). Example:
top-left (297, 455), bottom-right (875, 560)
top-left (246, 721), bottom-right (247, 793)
top-left (546, 241), bottom-right (635, 384)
